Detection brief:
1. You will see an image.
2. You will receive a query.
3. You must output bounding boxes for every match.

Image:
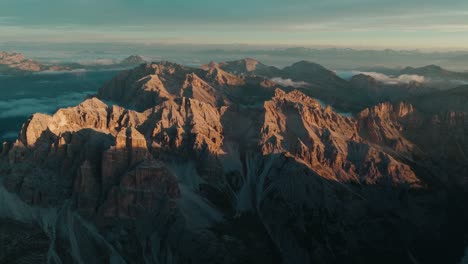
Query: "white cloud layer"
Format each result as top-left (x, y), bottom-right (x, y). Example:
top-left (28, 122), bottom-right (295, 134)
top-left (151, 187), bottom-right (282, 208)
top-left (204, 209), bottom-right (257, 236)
top-left (270, 77), bottom-right (309, 88)
top-left (335, 70), bottom-right (425, 85)
top-left (360, 72), bottom-right (425, 84)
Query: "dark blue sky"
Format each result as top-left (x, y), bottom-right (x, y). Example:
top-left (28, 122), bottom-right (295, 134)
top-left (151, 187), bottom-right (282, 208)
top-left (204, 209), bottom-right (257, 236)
top-left (1, 0), bottom-right (468, 49)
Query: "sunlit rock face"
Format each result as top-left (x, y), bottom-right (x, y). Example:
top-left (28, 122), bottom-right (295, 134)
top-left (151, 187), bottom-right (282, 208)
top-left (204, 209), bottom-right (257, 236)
top-left (0, 51), bottom-right (72, 74)
top-left (261, 89), bottom-right (419, 185)
top-left (0, 51), bottom-right (43, 72)
top-left (1, 60), bottom-right (468, 263)
top-left (98, 61), bottom-right (246, 110)
top-left (357, 101), bottom-right (419, 154)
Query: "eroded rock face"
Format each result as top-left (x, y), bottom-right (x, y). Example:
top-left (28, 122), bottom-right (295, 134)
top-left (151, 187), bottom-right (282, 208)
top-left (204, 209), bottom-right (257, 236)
top-left (4, 98), bottom-right (175, 211)
top-left (181, 73), bottom-right (220, 105)
top-left (358, 101), bottom-right (468, 189)
top-left (99, 127), bottom-right (152, 205)
top-left (261, 89), bottom-right (419, 185)
top-left (19, 113), bottom-right (51, 147)
top-left (144, 97), bottom-right (224, 155)
top-left (100, 159), bottom-right (180, 219)
top-left (99, 62), bottom-right (193, 109)
top-left (357, 101), bottom-right (420, 154)
top-left (98, 61), bottom-right (280, 111)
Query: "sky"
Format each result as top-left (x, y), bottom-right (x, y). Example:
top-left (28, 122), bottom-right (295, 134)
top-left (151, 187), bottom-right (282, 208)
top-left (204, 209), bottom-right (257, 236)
top-left (1, 0), bottom-right (468, 49)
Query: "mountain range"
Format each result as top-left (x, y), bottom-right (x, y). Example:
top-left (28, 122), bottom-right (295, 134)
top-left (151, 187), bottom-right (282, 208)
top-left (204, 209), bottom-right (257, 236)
top-left (0, 58), bottom-right (467, 263)
top-left (357, 64), bottom-right (468, 82)
top-left (0, 52), bottom-right (147, 75)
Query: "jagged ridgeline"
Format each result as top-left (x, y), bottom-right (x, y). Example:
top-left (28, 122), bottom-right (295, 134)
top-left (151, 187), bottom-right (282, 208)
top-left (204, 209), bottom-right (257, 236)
top-left (0, 59), bottom-right (467, 264)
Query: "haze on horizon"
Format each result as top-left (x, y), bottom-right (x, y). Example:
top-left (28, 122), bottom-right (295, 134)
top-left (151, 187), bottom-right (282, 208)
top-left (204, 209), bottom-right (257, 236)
top-left (1, 0), bottom-right (468, 50)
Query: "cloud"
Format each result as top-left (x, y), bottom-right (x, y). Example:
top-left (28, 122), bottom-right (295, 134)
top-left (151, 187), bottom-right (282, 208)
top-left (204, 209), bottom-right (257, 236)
top-left (338, 70), bottom-right (468, 89)
top-left (78, 58), bottom-right (117, 66)
top-left (35, 69), bottom-right (88, 75)
top-left (0, 91), bottom-right (94, 118)
top-left (360, 72), bottom-right (425, 84)
top-left (270, 77), bottom-right (309, 88)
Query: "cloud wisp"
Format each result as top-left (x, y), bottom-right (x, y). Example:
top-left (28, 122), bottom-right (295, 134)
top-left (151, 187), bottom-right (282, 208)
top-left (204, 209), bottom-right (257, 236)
top-left (359, 72), bottom-right (425, 85)
top-left (335, 70), bottom-right (425, 85)
top-left (270, 77), bottom-right (309, 88)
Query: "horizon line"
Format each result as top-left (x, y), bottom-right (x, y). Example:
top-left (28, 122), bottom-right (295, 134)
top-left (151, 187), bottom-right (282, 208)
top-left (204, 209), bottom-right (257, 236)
top-left (2, 40), bottom-right (468, 53)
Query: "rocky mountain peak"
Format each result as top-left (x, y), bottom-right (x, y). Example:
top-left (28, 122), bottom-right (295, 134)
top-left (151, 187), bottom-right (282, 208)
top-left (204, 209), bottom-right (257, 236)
top-left (288, 60), bottom-right (329, 72)
top-left (0, 51), bottom-right (27, 64)
top-left (181, 73), bottom-right (220, 105)
top-left (204, 58), bottom-right (284, 78)
top-left (261, 89), bottom-right (419, 184)
top-left (78, 97), bottom-right (109, 110)
top-left (200, 61), bottom-right (220, 70)
top-left (242, 57), bottom-right (260, 71)
top-left (204, 65), bottom-right (245, 86)
top-left (150, 61), bottom-right (188, 75)
top-left (357, 101), bottom-right (419, 153)
top-left (121, 55), bottom-right (146, 65)
top-left (360, 101), bottom-right (415, 120)
top-left (272, 88), bottom-right (322, 108)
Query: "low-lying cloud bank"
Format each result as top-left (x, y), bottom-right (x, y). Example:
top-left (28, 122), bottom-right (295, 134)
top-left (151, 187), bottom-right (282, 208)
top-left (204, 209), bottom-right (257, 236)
top-left (0, 91), bottom-right (94, 118)
top-left (360, 72), bottom-right (425, 85)
top-left (78, 58), bottom-right (118, 66)
top-left (270, 77), bottom-right (309, 88)
top-left (36, 69), bottom-right (88, 75)
top-left (335, 70), bottom-right (425, 84)
top-left (336, 70), bottom-right (468, 90)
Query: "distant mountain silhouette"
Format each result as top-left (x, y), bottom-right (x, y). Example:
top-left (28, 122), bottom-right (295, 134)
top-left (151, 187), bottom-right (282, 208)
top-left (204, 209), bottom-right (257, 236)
top-left (0, 51), bottom-right (149, 75)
